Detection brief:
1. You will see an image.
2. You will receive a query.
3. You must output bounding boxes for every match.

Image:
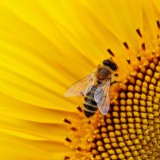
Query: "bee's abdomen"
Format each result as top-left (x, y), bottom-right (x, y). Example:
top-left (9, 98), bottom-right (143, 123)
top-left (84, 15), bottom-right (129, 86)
top-left (83, 86), bottom-right (98, 118)
top-left (83, 104), bottom-right (98, 118)
top-left (84, 96), bottom-right (97, 106)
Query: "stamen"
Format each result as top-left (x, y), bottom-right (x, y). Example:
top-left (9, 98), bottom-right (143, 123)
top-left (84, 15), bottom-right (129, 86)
top-left (123, 42), bottom-right (129, 49)
top-left (136, 29), bottom-right (142, 37)
top-left (64, 118), bottom-right (71, 124)
top-left (137, 55), bottom-right (141, 61)
top-left (65, 137), bottom-right (72, 143)
top-left (142, 43), bottom-right (145, 50)
top-left (107, 49), bottom-right (115, 57)
top-left (77, 147), bottom-right (82, 151)
top-left (71, 127), bottom-right (78, 131)
top-left (87, 120), bottom-right (91, 124)
top-left (126, 58), bottom-right (131, 64)
top-left (156, 20), bottom-right (160, 29)
top-left (152, 51), bottom-right (156, 55)
top-left (115, 74), bottom-right (118, 77)
top-left (77, 106), bottom-right (82, 112)
top-left (64, 156), bottom-right (70, 160)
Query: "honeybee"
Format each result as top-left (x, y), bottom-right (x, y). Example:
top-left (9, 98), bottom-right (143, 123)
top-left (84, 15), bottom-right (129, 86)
top-left (65, 58), bottom-right (119, 118)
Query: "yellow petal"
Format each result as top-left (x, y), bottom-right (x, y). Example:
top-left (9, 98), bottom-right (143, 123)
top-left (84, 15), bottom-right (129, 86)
top-left (0, 0), bottom-right (159, 159)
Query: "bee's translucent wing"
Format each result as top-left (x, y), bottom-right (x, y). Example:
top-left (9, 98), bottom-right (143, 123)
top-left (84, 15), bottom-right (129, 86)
top-left (64, 73), bottom-right (95, 97)
top-left (94, 79), bottom-right (110, 115)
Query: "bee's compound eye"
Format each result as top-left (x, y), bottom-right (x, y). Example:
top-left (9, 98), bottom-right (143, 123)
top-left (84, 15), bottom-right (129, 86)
top-left (103, 59), bottom-right (118, 71)
top-left (103, 60), bottom-right (110, 66)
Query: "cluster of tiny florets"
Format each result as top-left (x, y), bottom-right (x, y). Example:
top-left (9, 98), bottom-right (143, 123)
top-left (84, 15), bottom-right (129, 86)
top-left (90, 57), bottom-right (160, 160)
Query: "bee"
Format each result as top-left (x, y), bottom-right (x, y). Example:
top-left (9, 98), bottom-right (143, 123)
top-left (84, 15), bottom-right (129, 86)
top-left (65, 58), bottom-right (119, 118)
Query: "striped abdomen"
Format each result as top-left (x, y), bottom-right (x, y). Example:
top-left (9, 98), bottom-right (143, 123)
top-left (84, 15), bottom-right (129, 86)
top-left (84, 86), bottom-right (98, 118)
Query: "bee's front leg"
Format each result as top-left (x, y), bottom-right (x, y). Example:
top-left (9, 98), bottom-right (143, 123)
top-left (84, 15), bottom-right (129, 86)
top-left (110, 80), bottom-right (121, 86)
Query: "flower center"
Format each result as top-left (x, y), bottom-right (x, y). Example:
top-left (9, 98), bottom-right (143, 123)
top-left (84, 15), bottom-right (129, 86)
top-left (64, 55), bottom-right (160, 160)
top-left (90, 56), bottom-right (160, 160)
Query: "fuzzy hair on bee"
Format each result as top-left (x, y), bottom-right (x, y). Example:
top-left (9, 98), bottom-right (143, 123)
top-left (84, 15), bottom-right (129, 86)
top-left (65, 58), bottom-right (119, 118)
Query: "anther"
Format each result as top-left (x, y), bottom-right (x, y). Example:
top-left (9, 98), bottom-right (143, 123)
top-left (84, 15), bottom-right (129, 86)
top-left (77, 147), bottom-right (82, 151)
top-left (115, 74), bottom-right (118, 77)
top-left (77, 106), bottom-right (82, 112)
top-left (126, 58), bottom-right (131, 64)
top-left (142, 43), bottom-right (145, 50)
top-left (64, 156), bottom-right (70, 160)
top-left (65, 137), bottom-right (72, 143)
top-left (152, 51), bottom-right (156, 55)
top-left (156, 20), bottom-right (160, 29)
top-left (71, 127), bottom-right (78, 131)
top-left (107, 49), bottom-right (115, 57)
top-left (88, 120), bottom-right (91, 124)
top-left (136, 29), bottom-right (142, 37)
top-left (64, 118), bottom-right (71, 124)
top-left (123, 42), bottom-right (129, 49)
top-left (137, 55), bottom-right (141, 61)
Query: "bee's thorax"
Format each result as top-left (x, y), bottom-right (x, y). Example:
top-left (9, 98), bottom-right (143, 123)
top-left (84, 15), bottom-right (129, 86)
top-left (96, 66), bottom-right (112, 81)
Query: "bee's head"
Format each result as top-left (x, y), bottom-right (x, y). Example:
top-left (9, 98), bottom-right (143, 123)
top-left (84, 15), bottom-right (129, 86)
top-left (103, 58), bottom-right (118, 71)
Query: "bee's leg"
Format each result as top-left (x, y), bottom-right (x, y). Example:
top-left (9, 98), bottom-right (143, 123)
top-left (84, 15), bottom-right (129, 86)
top-left (110, 80), bottom-right (121, 86)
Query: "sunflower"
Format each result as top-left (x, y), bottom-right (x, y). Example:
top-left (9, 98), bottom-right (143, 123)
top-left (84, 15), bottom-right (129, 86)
top-left (0, 0), bottom-right (160, 160)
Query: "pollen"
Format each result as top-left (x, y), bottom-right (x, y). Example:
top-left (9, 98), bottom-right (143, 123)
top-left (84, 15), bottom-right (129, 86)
top-left (64, 36), bottom-right (160, 160)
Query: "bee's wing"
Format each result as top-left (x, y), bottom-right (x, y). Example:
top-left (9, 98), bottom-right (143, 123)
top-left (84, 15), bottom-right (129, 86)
top-left (64, 73), bottom-right (95, 97)
top-left (94, 79), bottom-right (110, 115)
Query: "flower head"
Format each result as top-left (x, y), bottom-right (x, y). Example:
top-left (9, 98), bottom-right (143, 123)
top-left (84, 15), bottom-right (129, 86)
top-left (0, 0), bottom-right (160, 160)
